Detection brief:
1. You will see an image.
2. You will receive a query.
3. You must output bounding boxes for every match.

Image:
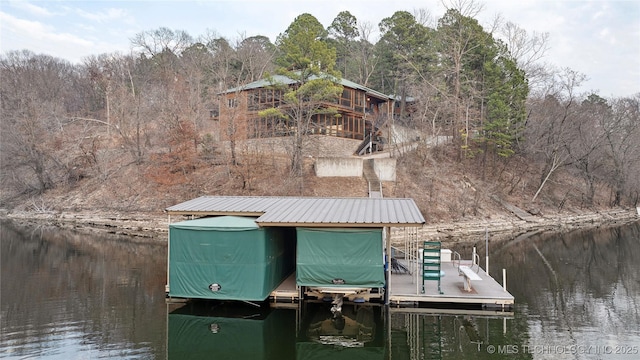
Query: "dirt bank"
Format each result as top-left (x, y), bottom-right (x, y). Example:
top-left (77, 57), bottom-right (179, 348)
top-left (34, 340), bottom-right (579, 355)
top-left (396, 207), bottom-right (639, 248)
top-left (3, 207), bottom-right (638, 244)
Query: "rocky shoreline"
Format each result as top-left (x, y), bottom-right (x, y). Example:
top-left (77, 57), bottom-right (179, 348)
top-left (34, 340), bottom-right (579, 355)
top-left (2, 207), bottom-right (638, 244)
top-left (1, 210), bottom-right (168, 240)
top-left (403, 207), bottom-right (639, 247)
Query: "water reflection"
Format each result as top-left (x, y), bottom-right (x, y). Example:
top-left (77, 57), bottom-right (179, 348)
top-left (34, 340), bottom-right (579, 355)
top-left (167, 301), bottom-right (517, 360)
top-left (0, 220), bottom-right (167, 359)
top-left (388, 311), bottom-right (524, 360)
top-left (462, 222), bottom-right (640, 359)
top-left (168, 301), bottom-right (296, 359)
top-left (298, 302), bottom-right (384, 359)
top-left (167, 301), bottom-right (384, 360)
top-left (2, 219), bottom-right (638, 359)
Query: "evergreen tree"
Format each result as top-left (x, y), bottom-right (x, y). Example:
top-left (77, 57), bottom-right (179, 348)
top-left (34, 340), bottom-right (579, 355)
top-left (328, 11), bottom-right (359, 79)
top-left (261, 13), bottom-right (342, 180)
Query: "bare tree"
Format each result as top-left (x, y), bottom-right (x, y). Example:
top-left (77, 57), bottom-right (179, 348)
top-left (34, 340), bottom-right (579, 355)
top-left (603, 95), bottom-right (640, 206)
top-left (0, 51), bottom-right (104, 195)
top-left (355, 21), bottom-right (379, 87)
top-left (565, 95), bottom-right (609, 204)
top-left (131, 27), bottom-right (193, 58)
top-left (499, 21), bottom-right (550, 94)
top-left (525, 68), bottom-right (587, 202)
top-left (235, 35), bottom-right (276, 82)
top-left (441, 0), bottom-right (484, 18)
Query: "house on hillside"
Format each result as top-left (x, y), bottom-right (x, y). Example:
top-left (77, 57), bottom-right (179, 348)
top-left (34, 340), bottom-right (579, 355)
top-left (215, 75), bottom-right (396, 154)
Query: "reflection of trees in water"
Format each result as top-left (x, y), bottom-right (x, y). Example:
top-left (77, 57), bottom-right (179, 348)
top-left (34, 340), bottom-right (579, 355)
top-left (0, 220), bottom-right (167, 357)
top-left (490, 222), bottom-right (640, 337)
top-left (389, 312), bottom-right (532, 360)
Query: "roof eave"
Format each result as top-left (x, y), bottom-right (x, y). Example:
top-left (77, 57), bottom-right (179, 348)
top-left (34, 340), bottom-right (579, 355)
top-left (255, 221), bottom-right (424, 228)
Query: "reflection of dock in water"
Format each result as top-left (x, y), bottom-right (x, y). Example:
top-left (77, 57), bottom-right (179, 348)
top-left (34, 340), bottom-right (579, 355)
top-left (298, 302), bottom-right (385, 359)
top-left (388, 309), bottom-right (514, 360)
top-left (167, 300), bottom-right (513, 359)
top-left (167, 301), bottom-right (296, 360)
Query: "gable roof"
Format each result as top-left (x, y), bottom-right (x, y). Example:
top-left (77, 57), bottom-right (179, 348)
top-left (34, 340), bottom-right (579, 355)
top-left (222, 74), bottom-right (393, 101)
top-left (165, 196), bottom-right (425, 228)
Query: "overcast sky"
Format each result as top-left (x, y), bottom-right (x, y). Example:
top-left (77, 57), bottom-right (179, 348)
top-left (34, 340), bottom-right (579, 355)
top-left (1, 0), bottom-right (638, 98)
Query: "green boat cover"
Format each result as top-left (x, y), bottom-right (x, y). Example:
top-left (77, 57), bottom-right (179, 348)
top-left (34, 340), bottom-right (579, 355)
top-left (296, 228), bottom-right (384, 288)
top-left (168, 216), bottom-right (294, 300)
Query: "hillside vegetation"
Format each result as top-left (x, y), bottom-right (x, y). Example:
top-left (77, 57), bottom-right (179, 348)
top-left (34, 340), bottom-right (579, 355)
top-left (1, 6), bottom-right (639, 222)
top-left (1, 137), bottom-right (635, 225)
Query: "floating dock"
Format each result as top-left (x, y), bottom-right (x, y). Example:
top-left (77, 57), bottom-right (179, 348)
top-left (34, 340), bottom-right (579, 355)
top-left (269, 273), bottom-right (299, 303)
top-left (165, 196), bottom-right (514, 311)
top-left (269, 261), bottom-right (514, 310)
top-left (388, 260), bottom-right (514, 309)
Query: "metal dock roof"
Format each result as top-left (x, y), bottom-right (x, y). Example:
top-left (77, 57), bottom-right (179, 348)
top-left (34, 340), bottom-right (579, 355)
top-left (165, 196), bottom-right (425, 227)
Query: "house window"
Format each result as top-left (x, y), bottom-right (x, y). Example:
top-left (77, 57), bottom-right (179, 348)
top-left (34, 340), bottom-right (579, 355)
top-left (227, 98), bottom-right (238, 108)
top-left (248, 91), bottom-right (259, 110)
top-left (340, 88), bottom-right (352, 107)
top-left (354, 91), bottom-right (364, 112)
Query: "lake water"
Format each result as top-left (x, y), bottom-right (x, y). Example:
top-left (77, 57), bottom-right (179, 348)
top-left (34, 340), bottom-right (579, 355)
top-left (1, 219), bottom-right (639, 359)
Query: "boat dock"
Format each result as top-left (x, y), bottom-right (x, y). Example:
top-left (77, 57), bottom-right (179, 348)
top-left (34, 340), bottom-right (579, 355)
top-left (165, 196), bottom-right (513, 311)
top-left (269, 273), bottom-right (299, 303)
top-left (388, 260), bottom-right (514, 309)
top-left (269, 261), bottom-right (514, 310)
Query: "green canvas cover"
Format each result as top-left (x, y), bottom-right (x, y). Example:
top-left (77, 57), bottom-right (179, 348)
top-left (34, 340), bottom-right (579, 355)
top-left (169, 216), bottom-right (294, 301)
top-left (296, 228), bottom-right (384, 288)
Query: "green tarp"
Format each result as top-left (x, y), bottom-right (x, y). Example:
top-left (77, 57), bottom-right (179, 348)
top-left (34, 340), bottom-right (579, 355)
top-left (168, 216), bottom-right (294, 301)
top-left (296, 228), bottom-right (384, 288)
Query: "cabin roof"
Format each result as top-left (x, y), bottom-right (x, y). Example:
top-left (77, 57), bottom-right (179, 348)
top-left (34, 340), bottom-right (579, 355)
top-left (222, 74), bottom-right (393, 101)
top-left (165, 196), bottom-right (425, 228)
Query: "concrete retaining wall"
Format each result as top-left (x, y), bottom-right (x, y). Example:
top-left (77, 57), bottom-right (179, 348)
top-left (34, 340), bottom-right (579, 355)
top-left (315, 157), bottom-right (363, 177)
top-left (315, 157), bottom-right (397, 180)
top-left (373, 158), bottom-right (397, 181)
top-left (218, 135), bottom-right (361, 158)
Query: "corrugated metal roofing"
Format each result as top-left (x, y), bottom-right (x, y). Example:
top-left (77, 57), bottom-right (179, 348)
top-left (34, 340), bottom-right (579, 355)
top-left (222, 74), bottom-right (394, 101)
top-left (165, 196), bottom-right (425, 227)
top-left (223, 75), bottom-right (295, 93)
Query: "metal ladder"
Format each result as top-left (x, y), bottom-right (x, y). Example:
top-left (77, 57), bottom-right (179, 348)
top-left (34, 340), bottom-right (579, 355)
top-left (422, 241), bottom-right (443, 294)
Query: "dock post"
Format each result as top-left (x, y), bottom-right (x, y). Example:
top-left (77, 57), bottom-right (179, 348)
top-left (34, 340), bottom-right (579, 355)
top-left (166, 214), bottom-right (171, 295)
top-left (485, 228), bottom-right (489, 273)
top-left (502, 268), bottom-right (507, 292)
top-left (385, 227), bottom-right (391, 305)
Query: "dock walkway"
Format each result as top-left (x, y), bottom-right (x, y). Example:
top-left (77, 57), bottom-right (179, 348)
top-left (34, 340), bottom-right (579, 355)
top-left (270, 261), bottom-right (514, 310)
top-left (389, 260), bottom-right (514, 309)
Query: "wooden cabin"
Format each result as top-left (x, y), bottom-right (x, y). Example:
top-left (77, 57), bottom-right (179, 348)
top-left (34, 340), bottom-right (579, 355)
top-left (215, 75), bottom-right (395, 144)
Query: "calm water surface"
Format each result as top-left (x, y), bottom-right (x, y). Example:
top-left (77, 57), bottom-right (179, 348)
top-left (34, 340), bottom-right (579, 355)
top-left (1, 219), bottom-right (639, 359)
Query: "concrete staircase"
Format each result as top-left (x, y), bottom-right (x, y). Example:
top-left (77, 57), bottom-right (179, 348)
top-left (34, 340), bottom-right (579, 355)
top-left (363, 159), bottom-right (382, 198)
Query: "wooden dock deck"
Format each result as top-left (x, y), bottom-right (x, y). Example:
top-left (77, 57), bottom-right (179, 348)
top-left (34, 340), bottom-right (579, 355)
top-left (388, 260), bottom-right (514, 309)
top-left (270, 272), bottom-right (299, 302)
top-left (270, 261), bottom-right (514, 311)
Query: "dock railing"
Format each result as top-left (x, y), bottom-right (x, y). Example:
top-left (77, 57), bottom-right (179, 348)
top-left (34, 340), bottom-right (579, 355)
top-left (453, 250), bottom-right (481, 273)
top-left (390, 245), bottom-right (413, 275)
top-left (453, 251), bottom-right (461, 270)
